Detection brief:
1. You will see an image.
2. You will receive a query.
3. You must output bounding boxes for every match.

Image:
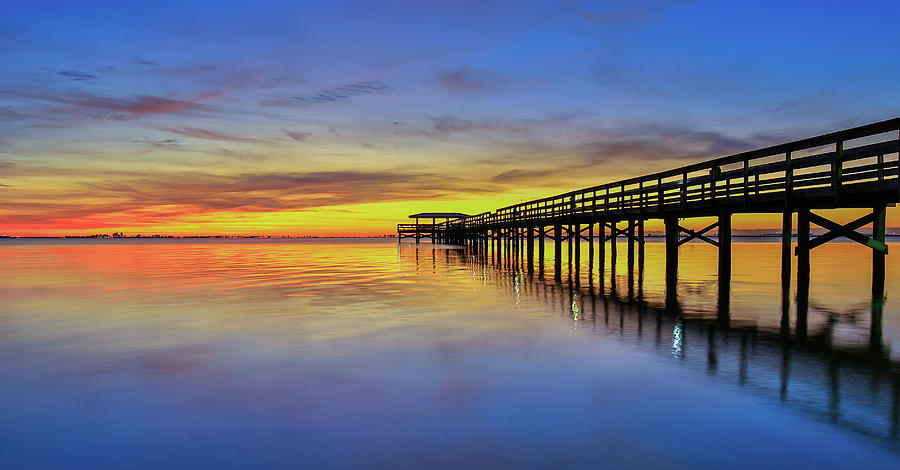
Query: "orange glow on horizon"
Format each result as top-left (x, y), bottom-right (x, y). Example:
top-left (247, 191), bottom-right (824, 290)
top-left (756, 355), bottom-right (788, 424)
top-left (2, 196), bottom-right (895, 238)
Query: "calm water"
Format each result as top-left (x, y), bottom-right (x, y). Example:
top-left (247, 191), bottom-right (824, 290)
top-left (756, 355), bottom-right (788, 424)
top-left (1, 238), bottom-right (898, 469)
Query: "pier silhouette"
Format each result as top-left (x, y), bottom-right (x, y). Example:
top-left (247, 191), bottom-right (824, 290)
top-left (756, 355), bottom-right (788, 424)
top-left (399, 118), bottom-right (900, 298)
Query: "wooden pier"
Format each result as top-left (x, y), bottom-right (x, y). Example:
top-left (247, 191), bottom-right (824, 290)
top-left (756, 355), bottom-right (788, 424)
top-left (398, 118), bottom-right (900, 297)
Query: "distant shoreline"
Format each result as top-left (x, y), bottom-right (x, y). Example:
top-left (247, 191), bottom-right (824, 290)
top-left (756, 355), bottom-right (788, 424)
top-left (0, 235), bottom-right (398, 240)
top-left (4, 231), bottom-right (900, 240)
top-left (4, 234), bottom-right (900, 242)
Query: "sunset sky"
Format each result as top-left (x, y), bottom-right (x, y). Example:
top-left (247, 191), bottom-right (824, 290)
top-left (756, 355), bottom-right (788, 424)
top-left (1, 0), bottom-right (899, 236)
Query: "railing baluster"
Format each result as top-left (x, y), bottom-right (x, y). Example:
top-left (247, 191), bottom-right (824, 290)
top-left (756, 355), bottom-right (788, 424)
top-left (604, 188), bottom-right (609, 217)
top-left (657, 177), bottom-right (663, 214)
top-left (785, 150), bottom-right (792, 207)
top-left (711, 166), bottom-right (719, 204)
top-left (833, 139), bottom-right (844, 194)
top-left (638, 179), bottom-right (644, 217)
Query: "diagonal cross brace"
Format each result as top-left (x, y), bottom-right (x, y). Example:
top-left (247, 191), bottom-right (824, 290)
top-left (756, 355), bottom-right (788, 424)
top-left (677, 222), bottom-right (719, 247)
top-left (602, 221), bottom-right (640, 242)
top-left (797, 212), bottom-right (888, 254)
top-left (578, 224), bottom-right (593, 241)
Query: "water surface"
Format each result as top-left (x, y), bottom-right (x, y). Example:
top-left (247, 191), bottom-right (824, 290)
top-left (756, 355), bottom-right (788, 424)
top-left (1, 238), bottom-right (898, 468)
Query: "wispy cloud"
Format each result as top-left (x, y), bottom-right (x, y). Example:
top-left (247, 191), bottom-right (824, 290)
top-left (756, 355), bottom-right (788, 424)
top-left (68, 93), bottom-right (222, 115)
top-left (132, 137), bottom-right (184, 151)
top-left (131, 138), bottom-right (267, 161)
top-left (158, 126), bottom-right (260, 143)
top-left (491, 168), bottom-right (566, 183)
top-left (435, 66), bottom-right (502, 93)
top-left (392, 114), bottom-right (572, 139)
top-left (58, 70), bottom-right (98, 81)
top-left (430, 115), bottom-right (522, 134)
top-left (281, 128), bottom-right (312, 142)
top-left (0, 89), bottom-right (224, 121)
top-left (0, 106), bottom-right (27, 122)
top-left (269, 81), bottom-right (394, 107)
top-left (130, 59), bottom-right (159, 66)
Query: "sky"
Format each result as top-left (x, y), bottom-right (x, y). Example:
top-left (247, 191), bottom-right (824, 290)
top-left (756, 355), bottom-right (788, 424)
top-left (1, 0), bottom-right (899, 236)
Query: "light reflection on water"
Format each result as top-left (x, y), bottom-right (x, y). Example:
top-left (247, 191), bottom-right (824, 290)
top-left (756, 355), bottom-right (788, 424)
top-left (0, 238), bottom-right (899, 469)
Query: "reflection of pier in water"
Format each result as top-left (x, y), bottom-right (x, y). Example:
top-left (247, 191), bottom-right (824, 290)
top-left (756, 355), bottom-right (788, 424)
top-left (401, 243), bottom-right (900, 451)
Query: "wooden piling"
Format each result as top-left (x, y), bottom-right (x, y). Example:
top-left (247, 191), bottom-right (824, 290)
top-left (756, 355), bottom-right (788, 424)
top-left (718, 212), bottom-right (732, 320)
top-left (637, 219), bottom-right (645, 264)
top-left (574, 223), bottom-right (581, 277)
top-left (796, 208), bottom-right (810, 338)
top-left (627, 220), bottom-right (635, 297)
top-left (665, 216), bottom-right (679, 291)
top-left (873, 204), bottom-right (887, 298)
top-left (527, 225), bottom-right (534, 266)
top-left (797, 208), bottom-right (810, 295)
top-left (610, 222), bottom-right (617, 266)
top-left (627, 219), bottom-right (635, 273)
top-left (781, 211), bottom-right (792, 295)
top-left (598, 222), bottom-right (606, 280)
top-left (588, 223), bottom-right (594, 266)
top-left (554, 225), bottom-right (562, 279)
top-left (538, 226), bottom-right (545, 274)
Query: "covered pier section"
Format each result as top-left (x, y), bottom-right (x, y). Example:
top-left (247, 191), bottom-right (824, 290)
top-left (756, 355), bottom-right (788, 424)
top-left (397, 212), bottom-right (469, 243)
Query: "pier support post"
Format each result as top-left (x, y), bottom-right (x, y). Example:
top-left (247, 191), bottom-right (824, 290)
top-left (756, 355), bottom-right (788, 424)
top-left (538, 226), bottom-right (545, 274)
top-left (873, 204), bottom-right (887, 298)
top-left (781, 211), bottom-right (792, 296)
top-left (527, 226), bottom-right (535, 269)
top-left (610, 222), bottom-right (617, 266)
top-left (513, 228), bottom-right (519, 266)
top-left (796, 208), bottom-right (810, 292)
top-left (588, 223), bottom-right (594, 266)
top-left (627, 220), bottom-right (635, 272)
top-left (553, 225), bottom-right (562, 280)
top-left (627, 220), bottom-right (635, 298)
top-left (638, 219), bottom-right (645, 298)
top-left (574, 223), bottom-right (581, 279)
top-left (665, 216), bottom-right (679, 292)
top-left (506, 230), bottom-right (512, 267)
top-left (637, 219), bottom-right (645, 267)
top-left (598, 222), bottom-right (606, 282)
top-left (718, 212), bottom-right (732, 320)
top-left (796, 208), bottom-right (810, 338)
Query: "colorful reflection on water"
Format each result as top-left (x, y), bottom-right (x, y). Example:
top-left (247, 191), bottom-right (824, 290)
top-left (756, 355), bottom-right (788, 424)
top-left (0, 238), bottom-right (898, 468)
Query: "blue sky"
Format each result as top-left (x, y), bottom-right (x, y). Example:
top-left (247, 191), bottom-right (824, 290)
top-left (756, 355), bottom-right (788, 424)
top-left (1, 0), bottom-right (898, 234)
